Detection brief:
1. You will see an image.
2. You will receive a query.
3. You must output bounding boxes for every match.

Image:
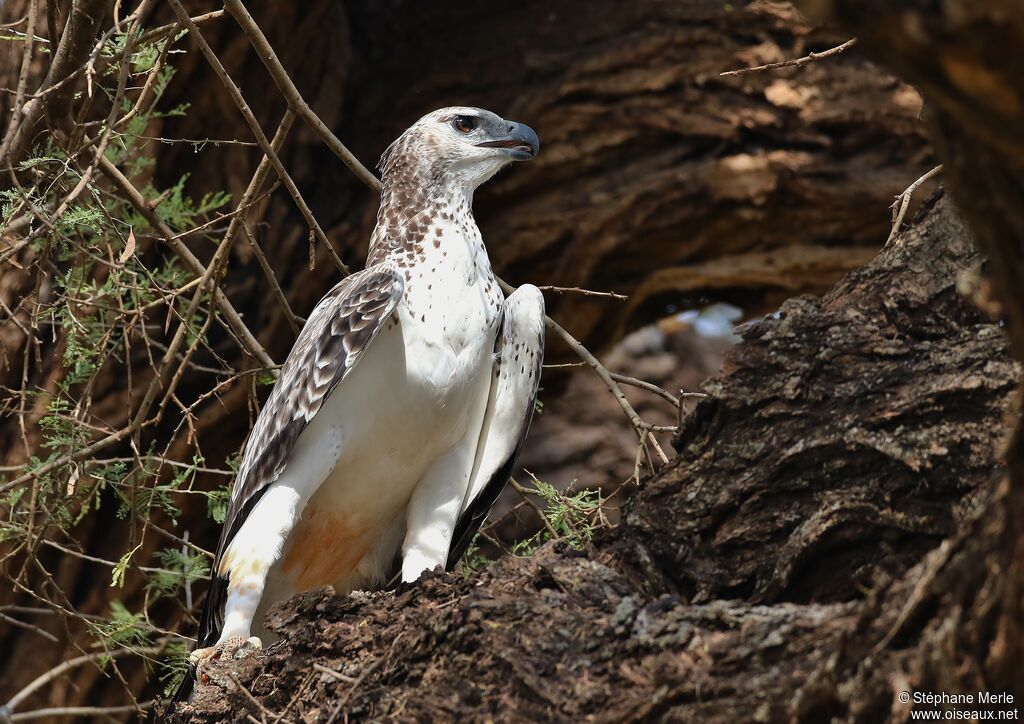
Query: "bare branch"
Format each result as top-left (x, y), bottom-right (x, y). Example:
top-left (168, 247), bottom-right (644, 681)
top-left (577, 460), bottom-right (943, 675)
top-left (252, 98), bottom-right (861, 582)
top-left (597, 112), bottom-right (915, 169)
top-left (4, 645), bottom-right (166, 712)
top-left (721, 38), bottom-right (858, 77)
top-left (8, 703), bottom-right (153, 721)
top-left (609, 372), bottom-right (680, 407)
top-left (886, 164), bottom-right (944, 245)
top-left (536, 285), bottom-right (628, 300)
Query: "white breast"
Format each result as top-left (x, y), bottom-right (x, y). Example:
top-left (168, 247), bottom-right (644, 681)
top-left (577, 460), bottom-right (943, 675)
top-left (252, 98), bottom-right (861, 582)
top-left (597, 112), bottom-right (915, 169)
top-left (253, 214), bottom-right (503, 630)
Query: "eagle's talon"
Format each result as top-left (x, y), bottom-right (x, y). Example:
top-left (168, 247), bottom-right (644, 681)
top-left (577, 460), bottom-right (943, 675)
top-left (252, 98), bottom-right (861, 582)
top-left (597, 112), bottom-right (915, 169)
top-left (188, 645), bottom-right (217, 667)
top-left (189, 635), bottom-right (264, 684)
top-left (231, 635), bottom-right (263, 660)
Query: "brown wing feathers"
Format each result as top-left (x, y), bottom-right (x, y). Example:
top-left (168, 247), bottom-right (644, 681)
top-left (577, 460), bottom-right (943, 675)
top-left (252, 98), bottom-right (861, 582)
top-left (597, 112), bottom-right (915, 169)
top-left (220, 263), bottom-right (402, 541)
top-left (193, 262), bottom-right (402, 651)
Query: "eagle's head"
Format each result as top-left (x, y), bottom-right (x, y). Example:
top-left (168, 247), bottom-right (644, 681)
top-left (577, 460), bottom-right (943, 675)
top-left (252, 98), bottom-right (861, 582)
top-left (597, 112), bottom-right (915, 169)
top-left (379, 106), bottom-right (539, 193)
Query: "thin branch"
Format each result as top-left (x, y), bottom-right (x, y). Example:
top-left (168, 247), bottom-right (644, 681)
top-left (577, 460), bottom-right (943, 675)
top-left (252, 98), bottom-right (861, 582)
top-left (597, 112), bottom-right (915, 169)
top-left (116, 133), bottom-right (259, 147)
top-left (0, 15), bottom-right (29, 29)
top-left (0, 610), bottom-right (58, 643)
top-left (224, 672), bottom-right (277, 723)
top-left (508, 478), bottom-right (561, 540)
top-left (540, 312), bottom-right (648, 441)
top-left (221, 0), bottom-right (384, 192)
top-left (39, 538), bottom-right (209, 580)
top-left (652, 437), bottom-right (672, 466)
top-left (721, 38), bottom-right (858, 77)
top-left (609, 372), bottom-right (680, 407)
top-left (886, 164), bottom-right (944, 245)
top-left (313, 663), bottom-right (357, 684)
top-left (4, 645), bottom-right (165, 712)
top-left (536, 285), bottom-right (627, 300)
top-left (136, 8), bottom-right (223, 45)
top-left (167, 0), bottom-right (349, 275)
top-left (242, 222), bottom-right (302, 334)
top-left (9, 703), bottom-right (153, 721)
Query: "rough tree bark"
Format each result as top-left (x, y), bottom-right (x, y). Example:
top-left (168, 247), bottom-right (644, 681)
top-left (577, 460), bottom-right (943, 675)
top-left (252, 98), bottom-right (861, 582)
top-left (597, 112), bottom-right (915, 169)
top-left (171, 0), bottom-right (1024, 720)
top-left (170, 192), bottom-right (1020, 723)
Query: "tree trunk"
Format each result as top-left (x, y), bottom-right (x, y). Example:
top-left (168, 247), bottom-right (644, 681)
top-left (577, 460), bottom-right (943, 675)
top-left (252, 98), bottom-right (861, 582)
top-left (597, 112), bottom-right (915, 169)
top-left (171, 0), bottom-right (1024, 719)
top-left (169, 188), bottom-right (1022, 722)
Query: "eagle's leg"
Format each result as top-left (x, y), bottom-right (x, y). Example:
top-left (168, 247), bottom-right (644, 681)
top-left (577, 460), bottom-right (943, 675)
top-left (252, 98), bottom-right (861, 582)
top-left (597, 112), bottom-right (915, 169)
top-left (191, 484), bottom-right (304, 667)
top-left (401, 441), bottom-right (475, 582)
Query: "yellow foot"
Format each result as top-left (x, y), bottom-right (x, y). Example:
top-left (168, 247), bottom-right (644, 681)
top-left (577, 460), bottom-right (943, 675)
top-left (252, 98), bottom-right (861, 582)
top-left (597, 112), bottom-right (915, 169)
top-left (189, 635), bottom-right (263, 683)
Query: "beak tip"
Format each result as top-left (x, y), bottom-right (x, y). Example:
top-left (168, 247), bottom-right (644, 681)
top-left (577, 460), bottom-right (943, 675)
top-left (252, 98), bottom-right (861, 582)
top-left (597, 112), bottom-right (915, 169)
top-left (474, 120), bottom-right (540, 160)
top-left (513, 122), bottom-right (540, 160)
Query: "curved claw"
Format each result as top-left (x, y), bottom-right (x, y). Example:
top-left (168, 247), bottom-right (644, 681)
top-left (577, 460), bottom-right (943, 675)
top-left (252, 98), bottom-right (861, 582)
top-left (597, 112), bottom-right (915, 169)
top-left (189, 635), bottom-right (264, 684)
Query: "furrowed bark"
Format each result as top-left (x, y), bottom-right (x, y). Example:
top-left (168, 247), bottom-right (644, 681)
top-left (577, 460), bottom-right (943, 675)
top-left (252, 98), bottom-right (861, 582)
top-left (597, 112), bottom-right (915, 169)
top-left (169, 192), bottom-right (1021, 723)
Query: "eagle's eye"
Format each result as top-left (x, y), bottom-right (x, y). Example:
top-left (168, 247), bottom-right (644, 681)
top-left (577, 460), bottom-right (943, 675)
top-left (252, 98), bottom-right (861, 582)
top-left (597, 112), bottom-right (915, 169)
top-left (452, 115), bottom-right (478, 134)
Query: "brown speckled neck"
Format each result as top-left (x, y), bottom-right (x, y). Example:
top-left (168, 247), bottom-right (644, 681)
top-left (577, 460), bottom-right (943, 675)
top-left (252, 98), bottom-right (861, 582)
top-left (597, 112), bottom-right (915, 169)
top-left (366, 132), bottom-right (469, 268)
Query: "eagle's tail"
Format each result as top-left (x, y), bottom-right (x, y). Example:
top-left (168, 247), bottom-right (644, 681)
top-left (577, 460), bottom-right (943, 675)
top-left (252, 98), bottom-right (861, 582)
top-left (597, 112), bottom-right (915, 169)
top-left (166, 572), bottom-right (229, 710)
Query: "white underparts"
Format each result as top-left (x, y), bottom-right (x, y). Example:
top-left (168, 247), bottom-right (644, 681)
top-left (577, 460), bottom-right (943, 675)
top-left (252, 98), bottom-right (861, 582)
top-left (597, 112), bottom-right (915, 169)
top-left (214, 190), bottom-right (541, 645)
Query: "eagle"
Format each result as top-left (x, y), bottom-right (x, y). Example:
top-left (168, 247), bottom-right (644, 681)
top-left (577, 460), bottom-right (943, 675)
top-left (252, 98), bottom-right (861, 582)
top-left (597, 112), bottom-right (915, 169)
top-left (173, 107), bottom-right (544, 699)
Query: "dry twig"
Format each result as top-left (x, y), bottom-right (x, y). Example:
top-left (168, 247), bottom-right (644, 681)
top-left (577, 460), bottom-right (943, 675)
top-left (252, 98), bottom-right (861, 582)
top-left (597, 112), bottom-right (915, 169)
top-left (536, 285), bottom-right (628, 300)
top-left (886, 164), bottom-right (944, 245)
top-left (721, 38), bottom-right (858, 77)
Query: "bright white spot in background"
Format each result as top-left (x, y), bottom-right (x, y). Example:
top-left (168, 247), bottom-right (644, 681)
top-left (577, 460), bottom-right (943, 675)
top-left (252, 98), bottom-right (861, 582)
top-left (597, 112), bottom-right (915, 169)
top-left (677, 303), bottom-right (743, 340)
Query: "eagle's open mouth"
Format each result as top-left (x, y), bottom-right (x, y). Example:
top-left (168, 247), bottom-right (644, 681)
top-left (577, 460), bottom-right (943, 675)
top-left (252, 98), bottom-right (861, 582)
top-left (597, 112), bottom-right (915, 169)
top-left (476, 138), bottom-right (536, 159)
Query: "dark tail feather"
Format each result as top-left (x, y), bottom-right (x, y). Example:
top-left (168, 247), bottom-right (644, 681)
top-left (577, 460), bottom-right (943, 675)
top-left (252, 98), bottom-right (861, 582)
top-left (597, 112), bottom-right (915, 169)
top-left (168, 665), bottom-right (198, 707)
top-left (166, 572), bottom-right (229, 708)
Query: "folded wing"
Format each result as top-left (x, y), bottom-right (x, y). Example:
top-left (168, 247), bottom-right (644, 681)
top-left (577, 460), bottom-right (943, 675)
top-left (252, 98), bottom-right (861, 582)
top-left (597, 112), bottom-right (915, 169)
top-left (447, 284), bottom-right (545, 568)
top-left (195, 262), bottom-right (404, 650)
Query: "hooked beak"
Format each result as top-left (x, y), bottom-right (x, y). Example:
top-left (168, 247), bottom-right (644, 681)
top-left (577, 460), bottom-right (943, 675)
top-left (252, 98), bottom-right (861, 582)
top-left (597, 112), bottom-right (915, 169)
top-left (475, 121), bottom-right (540, 161)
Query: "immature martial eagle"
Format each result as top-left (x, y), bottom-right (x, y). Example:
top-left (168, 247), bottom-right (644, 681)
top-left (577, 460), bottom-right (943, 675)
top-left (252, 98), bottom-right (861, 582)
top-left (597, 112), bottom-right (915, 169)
top-left (176, 107), bottom-right (544, 696)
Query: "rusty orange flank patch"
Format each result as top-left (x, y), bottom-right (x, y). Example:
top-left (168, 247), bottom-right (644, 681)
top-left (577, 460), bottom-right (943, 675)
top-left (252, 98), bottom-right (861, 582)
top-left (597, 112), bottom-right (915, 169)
top-left (280, 506), bottom-right (369, 590)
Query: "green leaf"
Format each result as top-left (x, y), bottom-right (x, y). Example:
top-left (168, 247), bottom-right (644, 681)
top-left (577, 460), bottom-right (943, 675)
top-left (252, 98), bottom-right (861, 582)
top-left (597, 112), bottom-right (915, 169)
top-left (111, 543), bottom-right (143, 588)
